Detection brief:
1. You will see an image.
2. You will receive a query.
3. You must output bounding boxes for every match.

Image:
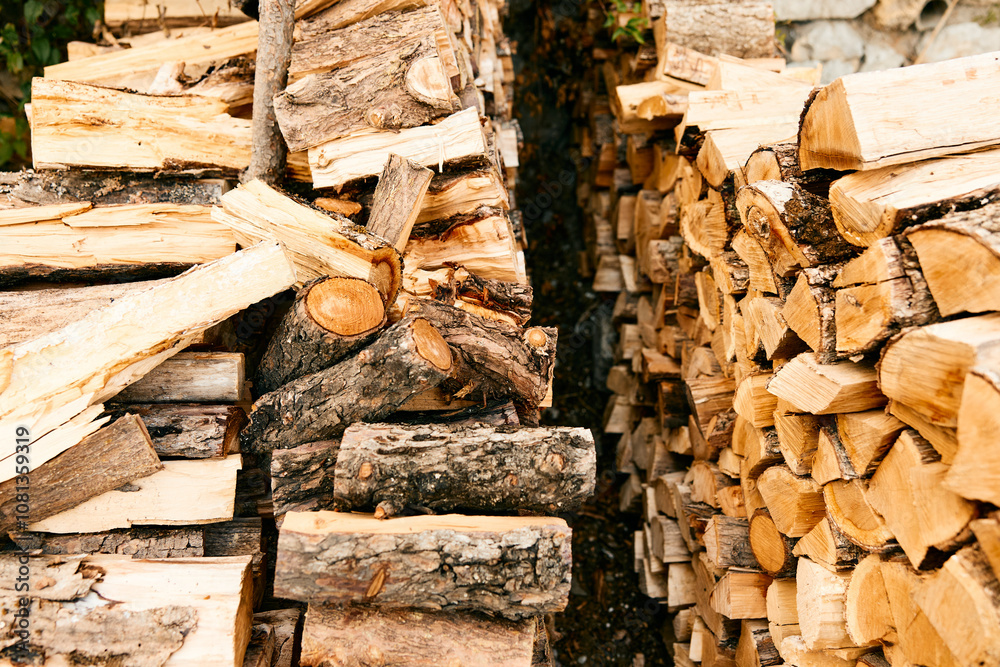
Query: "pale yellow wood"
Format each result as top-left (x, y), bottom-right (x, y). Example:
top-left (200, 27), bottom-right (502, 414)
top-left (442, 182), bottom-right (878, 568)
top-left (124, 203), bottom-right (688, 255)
top-left (767, 352), bottom-right (884, 415)
top-left (696, 123), bottom-right (797, 188)
top-left (103, 0), bottom-right (250, 27)
top-left (0, 202), bottom-right (91, 225)
top-left (403, 210), bottom-right (525, 284)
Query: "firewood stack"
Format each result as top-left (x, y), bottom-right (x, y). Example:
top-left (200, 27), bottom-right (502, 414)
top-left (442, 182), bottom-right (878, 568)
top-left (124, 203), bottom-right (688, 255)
top-left (0, 1), bottom-right (596, 665)
top-left (577, 3), bottom-right (1000, 665)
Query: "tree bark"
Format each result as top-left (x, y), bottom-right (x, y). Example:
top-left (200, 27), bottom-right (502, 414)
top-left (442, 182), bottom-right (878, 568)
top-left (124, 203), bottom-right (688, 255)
top-left (0, 170), bottom-right (227, 207)
top-left (241, 314), bottom-right (453, 454)
top-left (333, 422), bottom-right (596, 517)
top-left (246, 0), bottom-right (295, 184)
top-left (367, 154), bottom-right (435, 251)
top-left (271, 440), bottom-right (341, 517)
top-left (110, 404), bottom-right (246, 459)
top-left (300, 605), bottom-right (539, 667)
top-left (10, 526), bottom-right (204, 558)
top-left (255, 276), bottom-right (388, 395)
top-left (0, 414), bottom-right (161, 533)
top-left (274, 511), bottom-right (572, 617)
top-left (658, 3), bottom-right (775, 58)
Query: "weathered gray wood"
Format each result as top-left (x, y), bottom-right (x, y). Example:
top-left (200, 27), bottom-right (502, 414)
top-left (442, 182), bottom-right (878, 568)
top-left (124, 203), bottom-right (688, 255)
top-left (242, 314), bottom-right (453, 454)
top-left (112, 404), bottom-right (245, 459)
top-left (274, 512), bottom-right (572, 617)
top-left (10, 527), bottom-right (204, 558)
top-left (333, 422), bottom-right (596, 517)
top-left (0, 171), bottom-right (227, 207)
top-left (367, 154), bottom-right (434, 251)
top-left (0, 414), bottom-right (162, 533)
top-left (246, 0), bottom-right (295, 184)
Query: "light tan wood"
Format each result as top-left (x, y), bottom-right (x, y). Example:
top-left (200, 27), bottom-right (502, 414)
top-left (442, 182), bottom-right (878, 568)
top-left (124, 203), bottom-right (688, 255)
top-left (836, 410), bottom-right (905, 477)
top-left (749, 509), bottom-right (797, 577)
top-left (845, 554), bottom-right (894, 646)
top-left (368, 154), bottom-right (434, 251)
top-left (757, 465), bottom-right (825, 538)
top-left (879, 559), bottom-right (960, 667)
top-left (799, 53), bottom-right (1000, 171)
top-left (796, 557), bottom-right (865, 651)
top-left (773, 411), bottom-right (820, 476)
top-left (946, 367), bottom-right (1000, 504)
top-left (709, 569), bottom-right (772, 619)
top-left (103, 0), bottom-right (250, 28)
top-left (418, 168), bottom-right (510, 223)
top-left (823, 479), bottom-right (894, 552)
top-left (767, 353), bottom-right (884, 415)
top-left (697, 124), bottom-right (797, 189)
top-left (791, 518), bottom-right (863, 572)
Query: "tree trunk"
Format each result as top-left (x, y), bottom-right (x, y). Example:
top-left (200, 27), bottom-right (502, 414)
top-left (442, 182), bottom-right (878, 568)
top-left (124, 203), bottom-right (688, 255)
top-left (274, 511), bottom-right (572, 617)
top-left (333, 422), bottom-right (595, 517)
top-left (246, 0), bottom-right (295, 184)
top-left (255, 276), bottom-right (388, 395)
top-left (241, 314), bottom-right (453, 454)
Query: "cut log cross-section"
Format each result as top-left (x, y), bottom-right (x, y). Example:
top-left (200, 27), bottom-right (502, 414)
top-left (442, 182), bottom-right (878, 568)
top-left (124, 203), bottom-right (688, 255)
top-left (255, 276), bottom-right (388, 394)
top-left (333, 422), bottom-right (596, 517)
top-left (274, 512), bottom-right (572, 617)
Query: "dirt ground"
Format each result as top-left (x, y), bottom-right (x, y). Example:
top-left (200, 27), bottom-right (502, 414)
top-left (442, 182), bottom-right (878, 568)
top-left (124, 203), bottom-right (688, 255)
top-left (506, 2), bottom-right (674, 664)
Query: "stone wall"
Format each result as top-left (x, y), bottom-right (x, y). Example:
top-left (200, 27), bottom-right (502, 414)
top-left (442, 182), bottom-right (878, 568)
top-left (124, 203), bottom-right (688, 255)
top-left (777, 0), bottom-right (1000, 82)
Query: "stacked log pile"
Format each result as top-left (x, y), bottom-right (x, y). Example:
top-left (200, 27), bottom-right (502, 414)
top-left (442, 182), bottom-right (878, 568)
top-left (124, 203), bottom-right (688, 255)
top-left (577, 4), bottom-right (1000, 665)
top-left (0, 1), bottom-right (594, 665)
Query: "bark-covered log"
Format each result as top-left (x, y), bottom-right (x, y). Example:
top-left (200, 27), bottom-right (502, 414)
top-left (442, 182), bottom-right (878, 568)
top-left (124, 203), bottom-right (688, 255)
top-left (367, 154), bottom-right (434, 251)
top-left (242, 314), bottom-right (453, 454)
top-left (246, 0), bottom-right (295, 184)
top-left (10, 527), bottom-right (204, 558)
top-left (109, 404), bottom-right (246, 459)
top-left (275, 512), bottom-right (572, 617)
top-left (333, 422), bottom-right (596, 517)
top-left (271, 440), bottom-right (341, 517)
top-left (299, 605), bottom-right (539, 667)
top-left (0, 414), bottom-right (161, 533)
top-left (255, 276), bottom-right (388, 395)
top-left (0, 170), bottom-right (227, 207)
top-left (405, 298), bottom-right (556, 409)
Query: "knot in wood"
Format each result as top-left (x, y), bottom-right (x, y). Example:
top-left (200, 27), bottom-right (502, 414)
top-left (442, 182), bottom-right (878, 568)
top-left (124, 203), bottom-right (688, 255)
top-left (505, 473), bottom-right (519, 486)
top-left (525, 328), bottom-right (548, 348)
top-left (541, 453), bottom-right (566, 473)
top-left (746, 205), bottom-right (770, 240)
top-left (358, 461), bottom-right (373, 480)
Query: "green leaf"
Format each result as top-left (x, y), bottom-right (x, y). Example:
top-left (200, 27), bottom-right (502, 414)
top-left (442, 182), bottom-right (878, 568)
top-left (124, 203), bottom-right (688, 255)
top-left (31, 36), bottom-right (53, 65)
top-left (603, 13), bottom-right (614, 27)
top-left (8, 50), bottom-right (23, 73)
top-left (24, 1), bottom-right (45, 26)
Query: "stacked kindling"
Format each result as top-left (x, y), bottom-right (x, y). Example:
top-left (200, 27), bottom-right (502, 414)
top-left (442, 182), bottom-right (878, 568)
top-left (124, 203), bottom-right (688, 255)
top-left (578, 4), bottom-right (1000, 665)
top-left (0, 0), bottom-right (594, 664)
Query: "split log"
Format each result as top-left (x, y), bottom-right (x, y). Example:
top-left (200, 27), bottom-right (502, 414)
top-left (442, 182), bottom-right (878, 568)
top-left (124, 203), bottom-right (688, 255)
top-left (31, 79), bottom-right (251, 172)
top-left (906, 200), bottom-right (1000, 316)
top-left (732, 230), bottom-right (780, 295)
top-left (113, 352), bottom-right (246, 404)
top-left (103, 0), bottom-right (250, 29)
top-left (703, 515), bottom-right (757, 569)
top-left (214, 179), bottom-right (403, 302)
top-left (299, 605), bottom-right (539, 667)
top-left (834, 410), bottom-right (905, 478)
top-left (749, 508), bottom-right (797, 577)
top-left (292, 0), bottom-right (435, 43)
top-left (879, 559), bottom-right (960, 666)
top-left (418, 166), bottom-right (510, 223)
top-left (766, 353), bottom-right (884, 415)
top-left (28, 455), bottom-right (242, 534)
top-left (308, 107), bottom-right (487, 189)
top-left (274, 511), bottom-right (572, 617)
top-left (613, 81), bottom-right (686, 134)
top-left (823, 479), bottom-right (894, 552)
top-left (333, 422), bottom-right (595, 517)
top-left (796, 558), bottom-right (863, 651)
top-left (242, 314), bottom-right (452, 454)
top-left (757, 465), bottom-right (825, 538)
top-left (255, 276), bottom-right (388, 394)
top-left (780, 266), bottom-right (840, 362)
top-left (709, 569), bottom-right (771, 619)
top-left (867, 429), bottom-right (975, 568)
top-left (0, 170), bottom-right (226, 207)
top-left (736, 619), bottom-right (780, 667)
top-left (830, 148), bottom-right (1000, 247)
top-left (405, 266), bottom-right (532, 325)
top-left (247, 0), bottom-right (295, 184)
top-left (844, 554), bottom-right (894, 646)
top-left (275, 35), bottom-right (457, 152)
top-left (403, 298), bottom-right (555, 409)
top-left (0, 414), bottom-right (160, 532)
top-left (736, 180), bottom-right (857, 277)
top-left (10, 526), bottom-right (205, 558)
top-left (367, 154), bottom-right (435, 250)
top-left (946, 366), bottom-right (1000, 505)
top-left (798, 53), bottom-right (1000, 171)
top-left (878, 312), bottom-right (1000, 428)
top-left (773, 411), bottom-right (820, 476)
top-left (117, 404), bottom-right (246, 459)
top-left (697, 124), bottom-right (799, 190)
top-left (742, 295), bottom-right (806, 360)
top-left (685, 375), bottom-right (735, 435)
top-left (733, 373), bottom-right (777, 428)
top-left (0, 242), bottom-right (295, 481)
top-left (743, 142), bottom-right (837, 197)
top-left (792, 518), bottom-right (864, 571)
top-left (0, 203), bottom-right (236, 286)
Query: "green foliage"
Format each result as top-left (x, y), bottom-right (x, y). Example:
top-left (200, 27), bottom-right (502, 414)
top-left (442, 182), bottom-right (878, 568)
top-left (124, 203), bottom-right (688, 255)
top-left (0, 0), bottom-right (102, 168)
top-left (602, 0), bottom-right (647, 45)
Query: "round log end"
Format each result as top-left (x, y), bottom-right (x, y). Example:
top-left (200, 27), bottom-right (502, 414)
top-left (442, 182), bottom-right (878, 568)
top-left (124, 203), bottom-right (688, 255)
top-left (413, 318), bottom-right (453, 371)
top-left (749, 511), bottom-right (793, 575)
top-left (306, 277), bottom-right (386, 337)
top-left (525, 327), bottom-right (548, 348)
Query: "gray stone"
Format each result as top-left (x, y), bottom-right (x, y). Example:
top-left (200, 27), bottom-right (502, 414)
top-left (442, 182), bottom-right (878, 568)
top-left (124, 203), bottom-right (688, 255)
top-left (860, 42), bottom-right (906, 72)
top-left (820, 58), bottom-right (861, 84)
top-left (790, 21), bottom-right (866, 62)
top-left (773, 0), bottom-right (877, 21)
top-left (917, 21), bottom-right (1000, 63)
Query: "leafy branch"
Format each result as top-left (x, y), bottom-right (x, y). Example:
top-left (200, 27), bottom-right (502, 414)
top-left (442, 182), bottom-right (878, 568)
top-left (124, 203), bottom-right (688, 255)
top-left (602, 0), bottom-right (648, 44)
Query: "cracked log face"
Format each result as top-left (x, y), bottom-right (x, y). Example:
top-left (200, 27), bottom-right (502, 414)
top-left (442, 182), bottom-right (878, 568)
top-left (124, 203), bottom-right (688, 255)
top-left (274, 511), bottom-right (573, 618)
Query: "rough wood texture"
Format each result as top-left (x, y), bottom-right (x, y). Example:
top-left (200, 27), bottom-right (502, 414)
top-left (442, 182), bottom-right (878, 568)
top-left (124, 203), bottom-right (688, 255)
top-left (271, 440), bottom-right (340, 516)
top-left (0, 414), bottom-right (160, 532)
top-left (215, 179), bottom-right (403, 302)
top-left (743, 142), bottom-right (837, 197)
top-left (10, 527), bottom-right (204, 558)
top-left (255, 276), bottom-right (388, 395)
top-left (0, 171), bottom-right (226, 207)
top-left (274, 512), bottom-right (572, 617)
top-left (798, 53), bottom-right (1000, 171)
top-left (333, 422), bottom-right (595, 517)
top-left (300, 605), bottom-right (538, 667)
top-left (749, 508), bottom-right (797, 577)
top-left (823, 479), bottom-right (895, 552)
top-left (113, 352), bottom-right (245, 404)
top-left (656, 3), bottom-right (775, 58)
top-left (242, 314), bottom-right (452, 454)
top-left (275, 36), bottom-right (457, 152)
top-left (246, 0), bottom-right (295, 184)
top-left (367, 154), bottom-right (435, 251)
top-left (116, 404), bottom-right (245, 459)
top-left (766, 353), bottom-right (884, 415)
top-left (31, 78), bottom-right (251, 172)
top-left (404, 298), bottom-right (555, 409)
top-left (947, 367), bottom-right (1000, 505)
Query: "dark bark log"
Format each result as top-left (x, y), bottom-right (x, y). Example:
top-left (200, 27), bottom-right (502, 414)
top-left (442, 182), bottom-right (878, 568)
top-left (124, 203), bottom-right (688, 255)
top-left (203, 517), bottom-right (263, 556)
top-left (405, 298), bottom-right (556, 409)
top-left (333, 423), bottom-right (596, 517)
top-left (9, 527), bottom-right (204, 558)
top-left (274, 511), bottom-right (572, 617)
top-left (367, 154), bottom-right (434, 251)
top-left (398, 399), bottom-right (522, 427)
top-left (300, 605), bottom-right (538, 667)
top-left (276, 35), bottom-right (457, 152)
top-left (255, 276), bottom-right (388, 395)
top-left (431, 271), bottom-right (533, 326)
top-left (0, 414), bottom-right (161, 533)
top-left (271, 440), bottom-right (341, 517)
top-left (108, 404), bottom-right (246, 459)
top-left (743, 142), bottom-right (838, 198)
top-left (246, 0), bottom-right (295, 184)
top-left (0, 170), bottom-right (227, 207)
top-left (241, 314), bottom-right (453, 455)
top-left (0, 262), bottom-right (191, 289)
